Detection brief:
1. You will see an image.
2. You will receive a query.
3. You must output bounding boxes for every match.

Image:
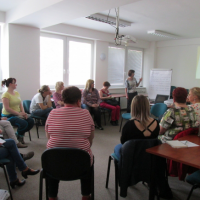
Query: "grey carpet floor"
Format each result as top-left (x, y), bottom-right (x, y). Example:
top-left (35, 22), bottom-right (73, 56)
top-left (0, 117), bottom-right (200, 200)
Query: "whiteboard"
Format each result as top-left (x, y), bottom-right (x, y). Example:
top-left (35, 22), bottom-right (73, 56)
top-left (149, 69), bottom-right (172, 99)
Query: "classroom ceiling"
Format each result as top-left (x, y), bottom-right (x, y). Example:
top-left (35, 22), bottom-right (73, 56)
top-left (1, 0), bottom-right (200, 42)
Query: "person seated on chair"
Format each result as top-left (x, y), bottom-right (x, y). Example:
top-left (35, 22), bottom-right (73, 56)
top-left (125, 69), bottom-right (142, 113)
top-left (53, 81), bottom-right (65, 109)
top-left (82, 79), bottom-right (103, 130)
top-left (30, 85), bottom-right (53, 119)
top-left (0, 138), bottom-right (39, 188)
top-left (114, 95), bottom-right (160, 159)
top-left (45, 86), bottom-right (94, 200)
top-left (187, 87), bottom-right (200, 123)
top-left (159, 87), bottom-right (199, 143)
top-left (1, 78), bottom-right (34, 145)
top-left (99, 81), bottom-right (120, 126)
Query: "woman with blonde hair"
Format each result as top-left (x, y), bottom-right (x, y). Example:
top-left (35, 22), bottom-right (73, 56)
top-left (114, 95), bottom-right (160, 159)
top-left (82, 79), bottom-right (103, 130)
top-left (53, 81), bottom-right (65, 109)
top-left (30, 85), bottom-right (53, 119)
top-left (188, 87), bottom-right (200, 123)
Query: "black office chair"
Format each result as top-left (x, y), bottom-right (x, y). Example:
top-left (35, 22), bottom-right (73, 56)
top-left (23, 100), bottom-right (46, 139)
top-left (39, 147), bottom-right (94, 200)
top-left (105, 139), bottom-right (164, 200)
top-left (0, 158), bottom-right (13, 200)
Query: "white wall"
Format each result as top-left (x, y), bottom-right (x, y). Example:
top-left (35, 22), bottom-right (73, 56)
top-left (156, 38), bottom-right (200, 89)
top-left (8, 24), bottom-right (40, 100)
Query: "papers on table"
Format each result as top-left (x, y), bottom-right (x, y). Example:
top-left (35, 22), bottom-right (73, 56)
top-left (166, 140), bottom-right (199, 148)
top-left (0, 138), bottom-right (6, 144)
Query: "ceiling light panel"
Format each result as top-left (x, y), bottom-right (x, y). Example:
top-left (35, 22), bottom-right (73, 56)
top-left (147, 30), bottom-right (178, 39)
top-left (86, 13), bottom-right (132, 27)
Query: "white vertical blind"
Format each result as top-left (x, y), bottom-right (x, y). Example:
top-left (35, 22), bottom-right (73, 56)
top-left (127, 49), bottom-right (143, 82)
top-left (108, 47), bottom-right (125, 86)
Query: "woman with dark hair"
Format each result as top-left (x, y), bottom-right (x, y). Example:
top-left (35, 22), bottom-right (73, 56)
top-left (82, 79), bottom-right (103, 130)
top-left (46, 86), bottom-right (94, 200)
top-left (1, 78), bottom-right (34, 144)
top-left (99, 81), bottom-right (120, 126)
top-left (30, 85), bottom-right (53, 119)
top-left (125, 70), bottom-right (142, 113)
top-left (0, 138), bottom-right (39, 188)
top-left (159, 87), bottom-right (199, 142)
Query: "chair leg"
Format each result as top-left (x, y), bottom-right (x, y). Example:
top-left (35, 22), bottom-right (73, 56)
top-left (39, 170), bottom-right (43, 200)
top-left (2, 165), bottom-right (13, 200)
top-left (187, 185), bottom-right (197, 200)
top-left (28, 131), bottom-right (31, 141)
top-left (45, 176), bottom-right (48, 200)
top-left (114, 160), bottom-right (119, 200)
top-left (119, 118), bottom-right (123, 132)
top-left (105, 156), bottom-right (112, 188)
top-left (91, 165), bottom-right (94, 200)
top-left (36, 124), bottom-right (39, 138)
top-left (104, 112), bottom-right (106, 126)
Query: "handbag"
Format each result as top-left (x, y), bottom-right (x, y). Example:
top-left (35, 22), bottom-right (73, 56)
top-left (104, 99), bottom-right (119, 106)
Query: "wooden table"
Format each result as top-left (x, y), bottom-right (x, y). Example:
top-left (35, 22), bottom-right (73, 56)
top-left (111, 93), bottom-right (148, 107)
top-left (146, 135), bottom-right (200, 200)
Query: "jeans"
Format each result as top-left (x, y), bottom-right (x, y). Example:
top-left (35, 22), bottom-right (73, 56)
top-left (100, 102), bottom-right (120, 121)
top-left (186, 170), bottom-right (200, 185)
top-left (31, 107), bottom-right (53, 119)
top-left (47, 165), bottom-right (93, 197)
top-left (7, 116), bottom-right (34, 138)
top-left (0, 139), bottom-right (27, 182)
top-left (82, 104), bottom-right (102, 127)
top-left (127, 92), bottom-right (138, 113)
top-left (114, 144), bottom-right (122, 160)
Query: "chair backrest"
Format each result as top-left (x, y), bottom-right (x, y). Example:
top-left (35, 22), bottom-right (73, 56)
top-left (23, 100), bottom-right (31, 114)
top-left (154, 94), bottom-right (169, 104)
top-left (119, 139), bottom-right (162, 197)
top-left (150, 103), bottom-right (167, 118)
top-left (0, 102), bottom-right (3, 115)
top-left (41, 147), bottom-right (91, 181)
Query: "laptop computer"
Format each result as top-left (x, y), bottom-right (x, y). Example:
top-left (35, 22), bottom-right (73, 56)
top-left (150, 94), bottom-right (169, 105)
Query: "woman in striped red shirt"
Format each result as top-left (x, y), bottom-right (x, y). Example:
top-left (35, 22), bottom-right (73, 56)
top-left (45, 86), bottom-right (94, 200)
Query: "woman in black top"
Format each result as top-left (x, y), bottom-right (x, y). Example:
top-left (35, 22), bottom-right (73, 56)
top-left (114, 95), bottom-right (160, 159)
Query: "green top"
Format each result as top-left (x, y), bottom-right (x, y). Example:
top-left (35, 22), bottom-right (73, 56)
top-left (159, 105), bottom-right (199, 142)
top-left (1, 91), bottom-right (21, 115)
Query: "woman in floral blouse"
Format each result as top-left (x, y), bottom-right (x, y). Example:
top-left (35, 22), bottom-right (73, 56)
top-left (159, 87), bottom-right (199, 142)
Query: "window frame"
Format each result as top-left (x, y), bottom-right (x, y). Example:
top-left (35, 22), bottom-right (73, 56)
top-left (40, 33), bottom-right (94, 89)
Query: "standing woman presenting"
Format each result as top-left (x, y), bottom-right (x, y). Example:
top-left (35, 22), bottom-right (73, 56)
top-left (1, 78), bottom-right (34, 144)
top-left (125, 70), bottom-right (142, 113)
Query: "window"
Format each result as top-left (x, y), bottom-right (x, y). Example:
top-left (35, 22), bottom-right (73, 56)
top-left (108, 46), bottom-right (125, 87)
top-left (68, 41), bottom-right (92, 86)
top-left (127, 49), bottom-right (143, 82)
top-left (108, 46), bottom-right (143, 87)
top-left (40, 34), bottom-right (93, 88)
top-left (40, 36), bottom-right (64, 87)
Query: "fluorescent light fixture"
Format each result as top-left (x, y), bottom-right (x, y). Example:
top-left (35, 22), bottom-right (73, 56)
top-left (147, 30), bottom-right (178, 39)
top-left (86, 13), bottom-right (132, 27)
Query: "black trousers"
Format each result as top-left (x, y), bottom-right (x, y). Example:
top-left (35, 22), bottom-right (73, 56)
top-left (127, 92), bottom-right (138, 113)
top-left (47, 165), bottom-right (93, 197)
top-left (82, 104), bottom-right (102, 127)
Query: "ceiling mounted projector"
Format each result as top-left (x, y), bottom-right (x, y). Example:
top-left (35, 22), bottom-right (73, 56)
top-left (121, 35), bottom-right (136, 44)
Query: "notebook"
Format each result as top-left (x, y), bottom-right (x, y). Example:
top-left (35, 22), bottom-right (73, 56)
top-left (166, 140), bottom-right (199, 148)
top-left (166, 140), bottom-right (188, 148)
